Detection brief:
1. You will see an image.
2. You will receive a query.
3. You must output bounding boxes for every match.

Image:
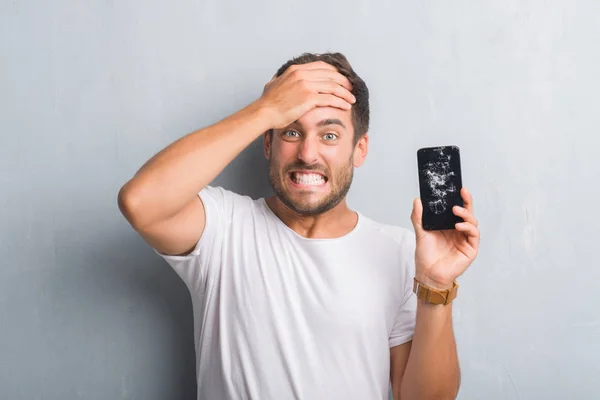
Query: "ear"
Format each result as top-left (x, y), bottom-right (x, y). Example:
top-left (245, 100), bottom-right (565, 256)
top-left (353, 133), bottom-right (369, 167)
top-left (263, 130), bottom-right (272, 159)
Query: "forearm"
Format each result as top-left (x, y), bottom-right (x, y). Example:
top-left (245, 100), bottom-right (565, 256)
top-left (118, 100), bottom-right (271, 228)
top-left (400, 299), bottom-right (460, 399)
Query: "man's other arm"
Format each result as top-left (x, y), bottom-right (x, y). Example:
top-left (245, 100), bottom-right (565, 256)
top-left (390, 300), bottom-right (460, 399)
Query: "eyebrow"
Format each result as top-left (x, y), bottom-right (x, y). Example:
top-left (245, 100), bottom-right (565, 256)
top-left (317, 118), bottom-right (346, 129)
top-left (292, 118), bottom-right (346, 129)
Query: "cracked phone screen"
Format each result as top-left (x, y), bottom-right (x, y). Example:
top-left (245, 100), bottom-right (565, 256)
top-left (417, 145), bottom-right (464, 230)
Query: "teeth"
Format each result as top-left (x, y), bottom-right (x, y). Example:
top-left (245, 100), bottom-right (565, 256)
top-left (292, 172), bottom-right (325, 185)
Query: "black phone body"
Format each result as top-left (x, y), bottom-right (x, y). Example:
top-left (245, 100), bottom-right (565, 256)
top-left (417, 145), bottom-right (464, 231)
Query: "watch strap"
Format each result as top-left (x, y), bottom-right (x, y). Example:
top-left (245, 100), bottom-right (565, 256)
top-left (413, 278), bottom-right (459, 305)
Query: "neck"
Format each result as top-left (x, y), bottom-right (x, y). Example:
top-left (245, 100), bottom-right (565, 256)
top-left (265, 196), bottom-right (358, 239)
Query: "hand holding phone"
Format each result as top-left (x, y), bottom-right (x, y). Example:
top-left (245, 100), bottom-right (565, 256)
top-left (417, 145), bottom-right (464, 231)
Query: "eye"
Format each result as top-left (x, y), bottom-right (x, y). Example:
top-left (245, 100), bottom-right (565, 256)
top-left (283, 130), bottom-right (300, 138)
top-left (323, 133), bottom-right (338, 141)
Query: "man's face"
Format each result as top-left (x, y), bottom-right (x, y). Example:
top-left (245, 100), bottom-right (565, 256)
top-left (265, 106), bottom-right (367, 216)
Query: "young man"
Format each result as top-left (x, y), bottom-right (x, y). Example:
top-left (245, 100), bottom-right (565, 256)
top-left (118, 52), bottom-right (480, 400)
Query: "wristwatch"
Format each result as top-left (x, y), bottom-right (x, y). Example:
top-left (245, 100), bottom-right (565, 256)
top-left (413, 278), bottom-right (459, 305)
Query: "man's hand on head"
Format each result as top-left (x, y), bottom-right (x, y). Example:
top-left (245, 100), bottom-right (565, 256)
top-left (258, 61), bottom-right (356, 130)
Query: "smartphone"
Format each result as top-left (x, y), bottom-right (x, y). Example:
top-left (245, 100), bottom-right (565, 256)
top-left (417, 145), bottom-right (464, 231)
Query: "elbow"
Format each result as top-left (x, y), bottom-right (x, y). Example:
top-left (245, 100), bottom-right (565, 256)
top-left (117, 182), bottom-right (145, 229)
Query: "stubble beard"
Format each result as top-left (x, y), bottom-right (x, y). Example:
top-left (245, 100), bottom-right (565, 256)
top-left (268, 156), bottom-right (354, 216)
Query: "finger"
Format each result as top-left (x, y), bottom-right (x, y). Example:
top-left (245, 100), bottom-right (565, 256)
top-left (289, 61), bottom-right (338, 72)
top-left (455, 222), bottom-right (480, 249)
top-left (410, 197), bottom-right (425, 236)
top-left (313, 93), bottom-right (352, 110)
top-left (309, 70), bottom-right (353, 91)
top-left (283, 62), bottom-right (338, 80)
top-left (310, 80), bottom-right (356, 104)
top-left (453, 205), bottom-right (478, 227)
top-left (291, 68), bottom-right (352, 91)
top-left (461, 187), bottom-right (474, 214)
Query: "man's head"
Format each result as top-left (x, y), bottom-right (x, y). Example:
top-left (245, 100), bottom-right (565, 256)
top-left (272, 52), bottom-right (370, 145)
top-left (264, 52), bottom-right (370, 216)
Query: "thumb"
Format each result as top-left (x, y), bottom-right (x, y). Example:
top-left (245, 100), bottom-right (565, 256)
top-left (410, 197), bottom-right (425, 236)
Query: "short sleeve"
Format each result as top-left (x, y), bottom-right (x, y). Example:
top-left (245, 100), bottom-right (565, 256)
top-left (153, 185), bottom-right (230, 293)
top-left (388, 230), bottom-right (417, 348)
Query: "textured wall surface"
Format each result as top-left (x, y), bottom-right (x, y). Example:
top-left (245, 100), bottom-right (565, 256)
top-left (1, 1), bottom-right (598, 398)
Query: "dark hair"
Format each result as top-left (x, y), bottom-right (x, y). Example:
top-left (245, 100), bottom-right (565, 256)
top-left (273, 52), bottom-right (370, 144)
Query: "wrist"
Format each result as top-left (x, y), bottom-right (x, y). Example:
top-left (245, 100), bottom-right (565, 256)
top-left (248, 99), bottom-right (278, 131)
top-left (233, 99), bottom-right (275, 137)
top-left (413, 277), bottom-right (459, 306)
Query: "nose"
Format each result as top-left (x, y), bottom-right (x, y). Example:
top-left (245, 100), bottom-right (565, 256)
top-left (297, 136), bottom-right (319, 165)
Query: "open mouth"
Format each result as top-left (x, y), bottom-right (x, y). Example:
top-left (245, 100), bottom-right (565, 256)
top-left (289, 171), bottom-right (328, 187)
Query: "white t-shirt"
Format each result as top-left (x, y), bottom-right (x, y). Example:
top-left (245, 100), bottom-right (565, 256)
top-left (156, 186), bottom-right (417, 400)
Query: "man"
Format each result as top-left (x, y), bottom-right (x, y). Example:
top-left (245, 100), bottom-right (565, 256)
top-left (118, 52), bottom-right (480, 400)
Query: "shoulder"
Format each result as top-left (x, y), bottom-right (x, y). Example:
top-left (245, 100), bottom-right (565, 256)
top-left (198, 186), bottom-right (266, 228)
top-left (200, 185), bottom-right (249, 202)
top-left (200, 185), bottom-right (260, 209)
top-left (358, 214), bottom-right (416, 252)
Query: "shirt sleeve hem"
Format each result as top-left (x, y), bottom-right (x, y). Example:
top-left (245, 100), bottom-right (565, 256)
top-left (152, 188), bottom-right (214, 262)
top-left (389, 333), bottom-right (414, 348)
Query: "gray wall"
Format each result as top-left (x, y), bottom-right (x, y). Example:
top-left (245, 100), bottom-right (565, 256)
top-left (1, 1), bottom-right (598, 399)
